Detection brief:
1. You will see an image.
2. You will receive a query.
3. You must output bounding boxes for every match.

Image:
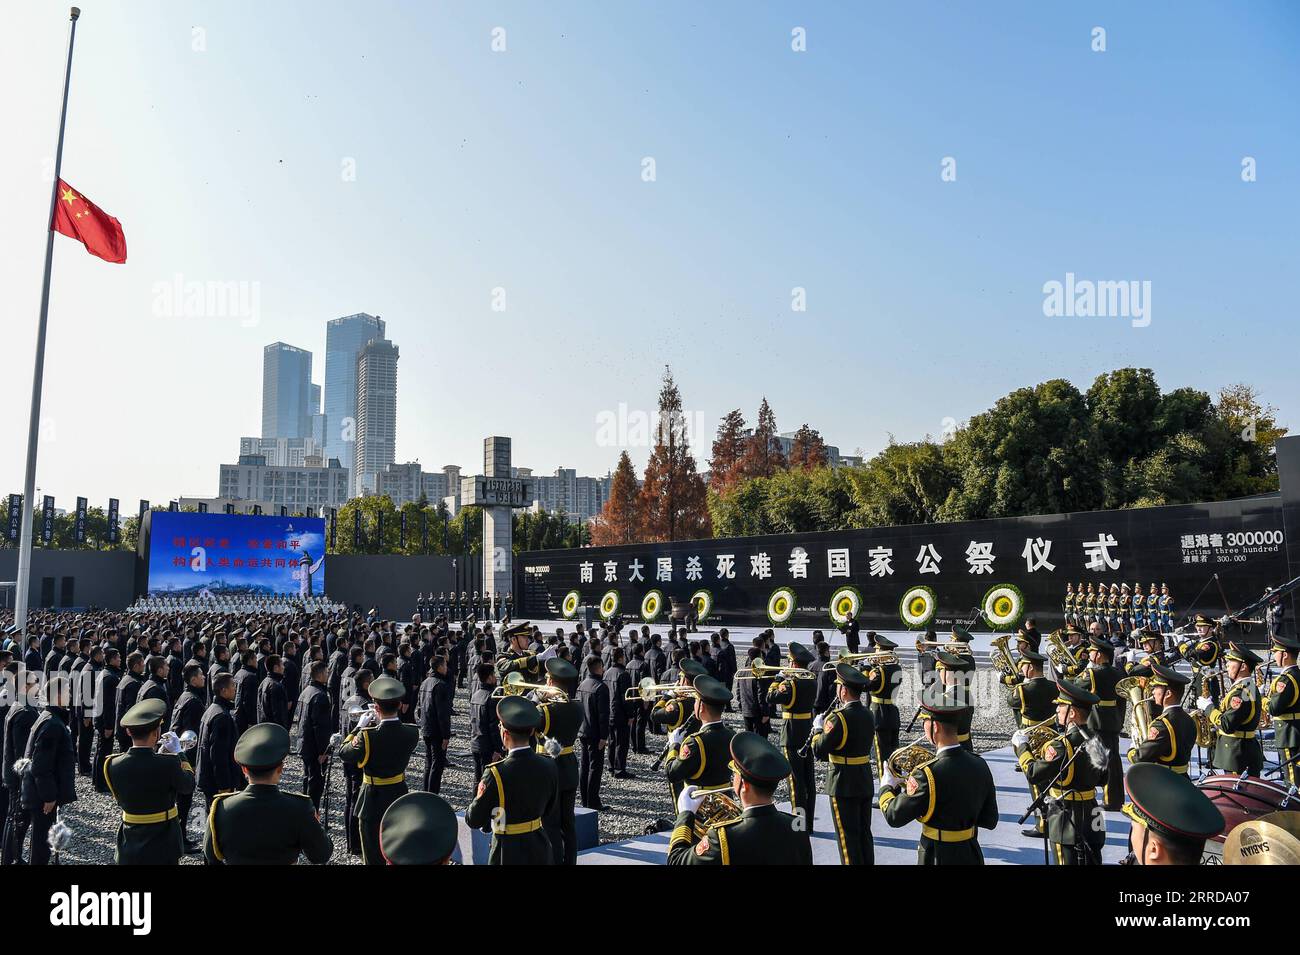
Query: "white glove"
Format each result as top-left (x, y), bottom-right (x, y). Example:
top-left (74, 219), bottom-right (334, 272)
top-left (158, 732), bottom-right (182, 756)
top-left (356, 709), bottom-right (378, 730)
top-left (881, 766), bottom-right (903, 790)
top-left (1196, 696), bottom-right (1213, 714)
top-left (1011, 730), bottom-right (1029, 749)
top-left (668, 727), bottom-right (687, 748)
top-left (676, 784), bottom-right (706, 814)
top-left (812, 714), bottom-right (826, 734)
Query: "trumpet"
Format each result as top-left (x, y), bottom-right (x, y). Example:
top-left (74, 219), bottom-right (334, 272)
top-left (734, 661), bottom-right (816, 681)
top-left (822, 650), bottom-right (897, 671)
top-left (491, 672), bottom-right (569, 701)
top-left (624, 677), bottom-right (697, 703)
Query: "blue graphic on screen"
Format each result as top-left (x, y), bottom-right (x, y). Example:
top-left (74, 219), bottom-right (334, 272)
top-left (148, 512), bottom-right (327, 598)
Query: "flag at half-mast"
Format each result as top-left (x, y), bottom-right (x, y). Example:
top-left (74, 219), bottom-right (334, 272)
top-left (51, 178), bottom-right (127, 263)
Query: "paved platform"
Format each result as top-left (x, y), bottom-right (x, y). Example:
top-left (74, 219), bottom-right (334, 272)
top-left (576, 744), bottom-right (1133, 865)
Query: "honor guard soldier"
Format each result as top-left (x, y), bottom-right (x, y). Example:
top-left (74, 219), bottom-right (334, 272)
top-left (667, 731), bottom-right (812, 865)
top-left (1265, 632), bottom-right (1300, 785)
top-left (1158, 583), bottom-right (1173, 633)
top-left (338, 676), bottom-right (419, 865)
top-left (1197, 642), bottom-right (1264, 776)
top-left (1083, 585), bottom-right (1096, 628)
top-left (766, 642), bottom-right (817, 829)
top-left (1014, 680), bottom-right (1108, 866)
top-left (1119, 583), bottom-right (1132, 635)
top-left (933, 648), bottom-right (976, 750)
top-left (1073, 635), bottom-right (1125, 810)
top-left (880, 699), bottom-right (999, 864)
top-left (1106, 584), bottom-right (1120, 637)
top-left (863, 635), bottom-right (901, 782)
top-left (1133, 585), bottom-right (1147, 631)
top-left (1064, 584), bottom-right (1075, 628)
top-left (497, 622), bottom-right (541, 682)
top-left (379, 791), bottom-right (458, 865)
top-left (810, 663), bottom-right (876, 864)
top-left (666, 675), bottom-right (737, 799)
top-left (1121, 763), bottom-right (1223, 865)
top-left (1007, 649), bottom-right (1057, 837)
top-left (535, 657), bottom-right (582, 864)
top-left (203, 723), bottom-right (332, 865)
top-left (1126, 663), bottom-right (1196, 776)
top-left (103, 699), bottom-right (197, 865)
top-left (465, 695), bottom-right (559, 865)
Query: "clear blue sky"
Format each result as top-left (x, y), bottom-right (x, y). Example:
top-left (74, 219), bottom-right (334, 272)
top-left (2, 1), bottom-right (1297, 507)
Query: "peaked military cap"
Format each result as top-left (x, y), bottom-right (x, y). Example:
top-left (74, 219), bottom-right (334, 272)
top-left (934, 649), bottom-right (974, 672)
top-left (1225, 642), bottom-right (1262, 667)
top-left (786, 642), bottom-right (814, 665)
top-left (1270, 632), bottom-right (1300, 654)
top-left (729, 731), bottom-right (790, 784)
top-left (693, 674), bottom-right (733, 706)
top-left (234, 723), bottom-right (290, 768)
top-left (919, 699), bottom-right (967, 725)
top-left (1123, 763), bottom-right (1223, 843)
top-left (503, 622), bottom-right (532, 640)
top-left (497, 695), bottom-right (541, 732)
top-left (873, 634), bottom-right (898, 651)
top-left (1054, 680), bottom-right (1100, 708)
top-left (1017, 648), bottom-right (1048, 665)
top-left (369, 676), bottom-right (406, 703)
top-left (120, 698), bottom-right (167, 730)
top-left (380, 792), bottom-right (458, 865)
top-left (1146, 662), bottom-right (1188, 690)
top-left (950, 625), bottom-right (972, 644)
top-left (1087, 635), bottom-right (1116, 656)
top-left (679, 659), bottom-right (707, 679)
top-left (834, 662), bottom-right (869, 689)
top-left (1193, 613), bottom-right (1216, 627)
top-left (544, 657), bottom-right (578, 681)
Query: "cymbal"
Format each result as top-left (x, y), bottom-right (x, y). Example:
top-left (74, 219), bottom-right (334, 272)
top-left (1222, 817), bottom-right (1300, 865)
top-left (1257, 810), bottom-right (1300, 842)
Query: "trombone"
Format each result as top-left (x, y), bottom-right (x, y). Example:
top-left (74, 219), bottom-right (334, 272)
top-left (624, 677), bottom-right (697, 703)
top-left (822, 650), bottom-right (897, 671)
top-left (734, 661), bottom-right (817, 681)
top-left (491, 671), bottom-right (569, 702)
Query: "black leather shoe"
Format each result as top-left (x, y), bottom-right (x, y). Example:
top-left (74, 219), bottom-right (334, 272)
top-left (1021, 828), bottom-right (1046, 839)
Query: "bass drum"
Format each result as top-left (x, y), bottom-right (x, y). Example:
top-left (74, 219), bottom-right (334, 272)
top-left (1195, 774), bottom-right (1298, 864)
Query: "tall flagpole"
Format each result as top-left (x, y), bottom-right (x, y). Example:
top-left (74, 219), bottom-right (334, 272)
top-left (15, 7), bottom-right (80, 634)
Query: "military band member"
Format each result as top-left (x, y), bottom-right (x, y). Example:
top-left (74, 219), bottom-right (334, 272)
top-left (810, 663), bottom-right (876, 864)
top-left (1197, 642), bottom-right (1264, 776)
top-left (766, 642), bottom-right (817, 829)
top-left (497, 622), bottom-right (541, 682)
top-left (1059, 623), bottom-right (1088, 679)
top-left (1266, 632), bottom-right (1300, 785)
top-left (1005, 649), bottom-right (1056, 837)
top-left (103, 699), bottom-right (197, 865)
top-left (1072, 635), bottom-right (1125, 810)
top-left (535, 657), bottom-right (582, 864)
top-left (880, 700), bottom-right (998, 864)
top-left (379, 791), bottom-right (458, 865)
top-left (204, 723), bottom-right (332, 865)
top-left (1180, 613), bottom-right (1223, 701)
top-left (651, 658), bottom-right (706, 805)
top-left (337, 676), bottom-right (419, 865)
top-left (863, 635), bottom-right (901, 783)
top-left (1121, 763), bottom-right (1223, 865)
top-left (1014, 681), bottom-right (1108, 866)
top-left (934, 648), bottom-right (975, 750)
top-left (1126, 663), bottom-right (1195, 775)
top-left (667, 731), bottom-right (812, 865)
top-left (466, 695), bottom-right (559, 865)
top-left (667, 676), bottom-right (737, 797)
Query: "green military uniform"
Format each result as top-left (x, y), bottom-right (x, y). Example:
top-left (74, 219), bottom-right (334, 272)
top-left (810, 663), bottom-right (876, 865)
top-left (863, 636), bottom-right (901, 783)
top-left (667, 731), bottom-right (812, 865)
top-left (536, 657), bottom-right (582, 864)
top-left (204, 723), bottom-right (332, 865)
top-left (1125, 628), bottom-right (1169, 726)
top-left (1058, 624), bottom-right (1088, 680)
top-left (103, 699), bottom-right (196, 865)
top-left (1016, 681), bottom-right (1108, 866)
top-left (765, 643), bottom-right (817, 828)
top-left (879, 701), bottom-right (999, 864)
top-left (1265, 634), bottom-right (1300, 786)
top-left (1126, 664), bottom-right (1195, 776)
top-left (1180, 615), bottom-right (1224, 700)
top-left (1072, 636), bottom-right (1126, 810)
top-left (465, 695), bottom-right (558, 865)
top-left (666, 676), bottom-right (736, 793)
top-left (1122, 763), bottom-right (1224, 865)
top-left (934, 648), bottom-right (975, 750)
top-left (651, 659), bottom-right (706, 805)
top-left (379, 791), bottom-right (458, 865)
top-left (337, 677), bottom-right (419, 865)
top-left (1206, 643), bottom-right (1264, 776)
top-left (496, 622), bottom-right (541, 681)
top-left (1006, 649), bottom-right (1056, 836)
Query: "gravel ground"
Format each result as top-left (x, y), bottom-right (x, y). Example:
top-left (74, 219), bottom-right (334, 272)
top-left (36, 652), bottom-right (1019, 865)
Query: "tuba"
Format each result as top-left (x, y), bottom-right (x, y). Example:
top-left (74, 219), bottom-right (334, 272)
top-left (1115, 676), bottom-right (1152, 741)
top-left (1191, 709), bottom-right (1217, 749)
top-left (690, 784), bottom-right (742, 839)
top-left (1045, 629), bottom-right (1081, 673)
top-left (989, 635), bottom-right (1017, 680)
top-left (886, 743), bottom-right (936, 778)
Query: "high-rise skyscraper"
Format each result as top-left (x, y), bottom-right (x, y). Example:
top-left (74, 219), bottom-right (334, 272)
top-left (323, 312), bottom-right (386, 487)
top-left (354, 338), bottom-right (399, 496)
top-left (261, 342), bottom-right (313, 439)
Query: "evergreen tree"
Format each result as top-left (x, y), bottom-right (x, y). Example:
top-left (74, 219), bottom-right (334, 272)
top-left (709, 409), bottom-right (748, 490)
top-left (738, 397), bottom-right (786, 480)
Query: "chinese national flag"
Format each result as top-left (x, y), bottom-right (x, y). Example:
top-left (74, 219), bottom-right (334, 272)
top-left (51, 178), bottom-right (127, 264)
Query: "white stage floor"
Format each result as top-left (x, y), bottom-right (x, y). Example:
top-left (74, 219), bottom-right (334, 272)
top-left (577, 744), bottom-right (1134, 865)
